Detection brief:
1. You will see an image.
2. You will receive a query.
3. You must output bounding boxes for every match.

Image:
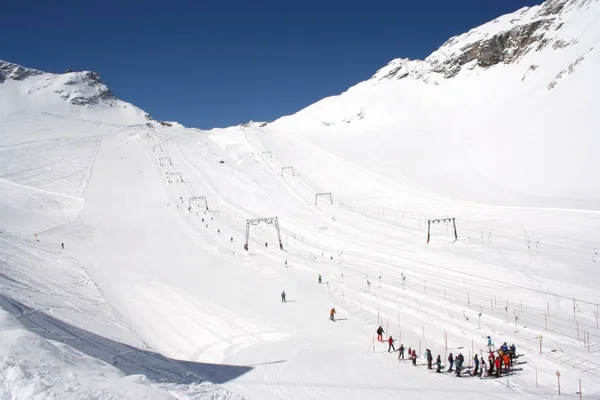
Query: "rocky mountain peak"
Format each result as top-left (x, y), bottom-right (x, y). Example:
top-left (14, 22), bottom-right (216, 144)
top-left (371, 0), bottom-right (595, 82)
top-left (0, 60), bottom-right (43, 83)
top-left (0, 59), bottom-right (119, 107)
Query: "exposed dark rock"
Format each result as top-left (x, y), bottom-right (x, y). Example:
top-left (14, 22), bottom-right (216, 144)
top-left (0, 60), bottom-right (43, 83)
top-left (431, 19), bottom-right (554, 77)
top-left (536, 0), bottom-right (568, 16)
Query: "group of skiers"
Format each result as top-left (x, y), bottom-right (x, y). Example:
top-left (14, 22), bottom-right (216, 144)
top-left (376, 329), bottom-right (519, 379)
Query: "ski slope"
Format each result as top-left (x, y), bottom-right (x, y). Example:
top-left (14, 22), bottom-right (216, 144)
top-left (3, 113), bottom-right (598, 398)
top-left (1, 0), bottom-right (600, 399)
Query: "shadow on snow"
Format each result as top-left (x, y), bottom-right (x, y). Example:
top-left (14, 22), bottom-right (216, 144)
top-left (0, 295), bottom-right (254, 385)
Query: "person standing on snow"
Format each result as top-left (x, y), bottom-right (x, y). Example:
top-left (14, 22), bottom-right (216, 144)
top-left (503, 353), bottom-right (510, 373)
top-left (61, 242), bottom-right (64, 249)
top-left (435, 355), bottom-right (442, 373)
top-left (281, 291), bottom-right (286, 302)
top-left (318, 274), bottom-right (322, 284)
top-left (411, 349), bottom-right (417, 366)
top-left (488, 352), bottom-right (495, 376)
top-left (494, 356), bottom-right (502, 378)
top-left (398, 344), bottom-right (405, 360)
top-left (473, 354), bottom-right (479, 376)
top-left (330, 308), bottom-right (336, 321)
top-left (376, 326), bottom-right (385, 342)
top-left (447, 353), bottom-right (454, 372)
top-left (508, 344), bottom-right (516, 365)
top-left (426, 349), bottom-right (433, 369)
top-left (487, 336), bottom-right (493, 352)
top-left (455, 353), bottom-right (463, 377)
top-left (387, 336), bottom-right (396, 352)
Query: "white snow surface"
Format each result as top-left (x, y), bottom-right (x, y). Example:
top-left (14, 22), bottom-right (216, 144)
top-left (272, 0), bottom-right (600, 209)
top-left (1, 0), bottom-right (600, 399)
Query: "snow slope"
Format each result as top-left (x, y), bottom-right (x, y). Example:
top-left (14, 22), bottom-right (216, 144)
top-left (271, 0), bottom-right (600, 209)
top-left (1, 0), bottom-right (600, 399)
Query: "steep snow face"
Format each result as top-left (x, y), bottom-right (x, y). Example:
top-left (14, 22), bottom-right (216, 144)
top-left (0, 60), bottom-right (149, 125)
top-left (271, 0), bottom-right (600, 209)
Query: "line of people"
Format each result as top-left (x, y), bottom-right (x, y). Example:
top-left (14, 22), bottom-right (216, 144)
top-left (377, 328), bottom-right (519, 379)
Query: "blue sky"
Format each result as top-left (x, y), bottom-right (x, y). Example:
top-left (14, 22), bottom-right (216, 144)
top-left (1, 0), bottom-right (538, 128)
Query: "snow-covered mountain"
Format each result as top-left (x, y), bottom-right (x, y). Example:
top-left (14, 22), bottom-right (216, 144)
top-left (272, 0), bottom-right (600, 209)
top-left (1, 0), bottom-right (600, 399)
top-left (0, 59), bottom-right (150, 125)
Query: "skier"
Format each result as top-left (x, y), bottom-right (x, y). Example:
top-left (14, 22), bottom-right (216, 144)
top-left (426, 349), bottom-right (433, 369)
top-left (503, 353), bottom-right (510, 373)
top-left (330, 308), bottom-right (336, 321)
top-left (494, 356), bottom-right (502, 378)
top-left (488, 352), bottom-right (495, 376)
top-left (500, 342), bottom-right (509, 353)
top-left (508, 344), bottom-right (516, 365)
top-left (480, 359), bottom-right (487, 378)
top-left (435, 355), bottom-right (442, 373)
top-left (411, 349), bottom-right (417, 366)
top-left (61, 242), bottom-right (64, 250)
top-left (487, 336), bottom-right (493, 352)
top-left (387, 336), bottom-right (396, 353)
top-left (230, 237), bottom-right (233, 243)
top-left (473, 354), bottom-right (479, 376)
top-left (285, 260), bottom-right (288, 268)
top-left (455, 354), bottom-right (463, 377)
top-left (265, 242), bottom-right (268, 248)
top-left (447, 353), bottom-right (454, 372)
top-left (376, 326), bottom-right (385, 342)
top-left (318, 274), bottom-right (322, 284)
top-left (398, 344), bottom-right (405, 360)
top-left (281, 291), bottom-right (286, 302)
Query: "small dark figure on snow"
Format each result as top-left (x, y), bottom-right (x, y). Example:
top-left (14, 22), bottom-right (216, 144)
top-left (318, 274), bottom-right (322, 284)
top-left (330, 308), bottom-right (336, 321)
top-left (488, 352), bottom-right (495, 376)
top-left (508, 344), bottom-right (516, 365)
top-left (435, 355), bottom-right (442, 373)
top-left (285, 260), bottom-right (288, 267)
top-left (230, 237), bottom-right (233, 243)
top-left (447, 353), bottom-right (454, 372)
top-left (387, 336), bottom-right (395, 352)
top-left (61, 242), bottom-right (64, 250)
top-left (426, 349), bottom-right (433, 369)
top-left (281, 291), bottom-right (286, 302)
top-left (455, 355), bottom-right (463, 377)
top-left (398, 344), bottom-right (405, 360)
top-left (265, 242), bottom-right (268, 248)
top-left (376, 326), bottom-right (385, 342)
top-left (411, 349), bottom-right (417, 366)
top-left (473, 354), bottom-right (479, 376)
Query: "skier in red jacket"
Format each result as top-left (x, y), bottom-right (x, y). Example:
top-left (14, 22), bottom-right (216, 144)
top-left (387, 336), bottom-right (396, 352)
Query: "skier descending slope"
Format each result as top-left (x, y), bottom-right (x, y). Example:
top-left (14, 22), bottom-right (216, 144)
top-left (281, 291), bottom-right (286, 302)
top-left (376, 326), bottom-right (385, 342)
top-left (329, 308), bottom-right (336, 321)
top-left (387, 336), bottom-right (395, 352)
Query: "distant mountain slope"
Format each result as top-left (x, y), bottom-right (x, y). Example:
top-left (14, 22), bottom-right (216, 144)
top-left (0, 59), bottom-right (150, 125)
top-left (270, 0), bottom-right (600, 209)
